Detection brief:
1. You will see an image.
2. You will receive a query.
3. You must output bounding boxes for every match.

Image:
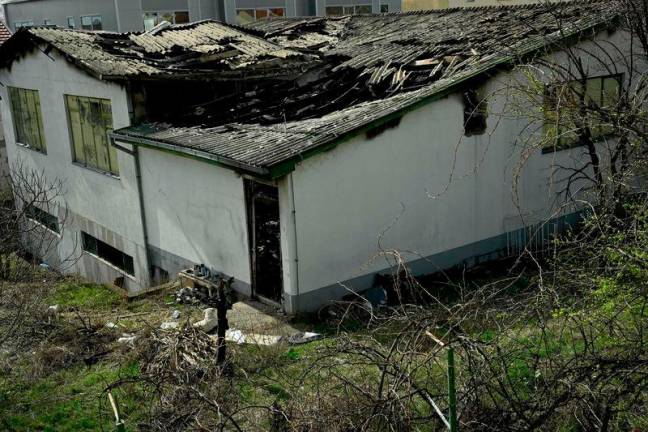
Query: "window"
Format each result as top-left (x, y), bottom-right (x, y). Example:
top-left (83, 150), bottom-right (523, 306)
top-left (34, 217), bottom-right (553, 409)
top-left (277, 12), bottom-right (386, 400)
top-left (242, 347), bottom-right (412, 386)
top-left (43, 19), bottom-right (53, 26)
top-left (8, 87), bottom-right (46, 152)
top-left (26, 205), bottom-right (59, 233)
top-left (463, 88), bottom-right (487, 136)
top-left (67, 16), bottom-right (75, 29)
top-left (143, 11), bottom-right (189, 31)
top-left (65, 95), bottom-right (119, 175)
top-left (325, 5), bottom-right (372, 16)
top-left (544, 74), bottom-right (621, 152)
top-left (81, 15), bottom-right (102, 30)
top-left (235, 7), bottom-right (284, 24)
top-left (82, 232), bottom-right (135, 275)
top-left (380, 4), bottom-right (389, 12)
top-left (14, 21), bottom-right (34, 30)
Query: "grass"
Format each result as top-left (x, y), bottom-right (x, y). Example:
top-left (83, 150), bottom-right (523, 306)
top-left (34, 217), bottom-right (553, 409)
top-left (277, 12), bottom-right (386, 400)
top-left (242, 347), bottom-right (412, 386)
top-left (0, 361), bottom-right (143, 431)
top-left (48, 280), bottom-right (125, 311)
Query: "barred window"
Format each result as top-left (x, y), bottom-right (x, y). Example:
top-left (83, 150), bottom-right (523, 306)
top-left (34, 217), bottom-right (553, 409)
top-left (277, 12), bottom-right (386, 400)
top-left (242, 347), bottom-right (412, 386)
top-left (8, 87), bottom-right (46, 152)
top-left (65, 95), bottom-right (119, 175)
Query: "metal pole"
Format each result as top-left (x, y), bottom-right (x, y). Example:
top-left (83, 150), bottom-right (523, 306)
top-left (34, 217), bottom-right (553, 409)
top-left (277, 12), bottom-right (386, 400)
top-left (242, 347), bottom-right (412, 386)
top-left (447, 348), bottom-right (458, 432)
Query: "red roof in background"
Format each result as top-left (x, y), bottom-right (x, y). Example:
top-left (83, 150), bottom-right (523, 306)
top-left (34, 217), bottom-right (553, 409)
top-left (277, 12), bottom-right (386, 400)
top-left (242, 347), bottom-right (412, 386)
top-left (0, 21), bottom-right (12, 44)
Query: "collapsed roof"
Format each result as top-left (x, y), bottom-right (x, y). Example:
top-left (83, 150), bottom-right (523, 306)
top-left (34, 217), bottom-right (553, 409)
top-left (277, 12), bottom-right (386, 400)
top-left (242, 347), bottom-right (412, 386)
top-left (114, 1), bottom-right (620, 177)
top-left (0, 20), bottom-right (316, 80)
top-left (0, 1), bottom-right (622, 177)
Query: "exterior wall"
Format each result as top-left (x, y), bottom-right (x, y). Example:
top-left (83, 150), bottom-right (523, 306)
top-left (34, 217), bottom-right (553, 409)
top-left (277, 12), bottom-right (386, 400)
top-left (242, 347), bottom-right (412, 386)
top-left (279, 29), bottom-right (634, 313)
top-left (0, 48), bottom-right (150, 293)
top-left (0, 114), bottom-right (9, 194)
top-left (136, 146), bottom-right (252, 295)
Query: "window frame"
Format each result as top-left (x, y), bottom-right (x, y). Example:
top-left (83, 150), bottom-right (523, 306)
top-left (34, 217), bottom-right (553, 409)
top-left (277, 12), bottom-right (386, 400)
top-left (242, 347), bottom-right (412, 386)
top-left (81, 231), bottom-right (135, 276)
top-left (325, 4), bottom-right (372, 16)
top-left (66, 16), bottom-right (76, 29)
top-left (80, 14), bottom-right (102, 31)
top-left (235, 7), bottom-right (285, 24)
top-left (542, 74), bottom-right (623, 154)
top-left (7, 86), bottom-right (47, 153)
top-left (64, 94), bottom-right (119, 177)
top-left (142, 10), bottom-right (190, 31)
top-left (14, 20), bottom-right (34, 30)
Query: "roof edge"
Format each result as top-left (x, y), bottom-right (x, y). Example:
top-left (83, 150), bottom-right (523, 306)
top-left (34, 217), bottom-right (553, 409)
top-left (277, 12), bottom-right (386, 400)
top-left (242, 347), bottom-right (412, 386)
top-left (110, 131), bottom-right (271, 177)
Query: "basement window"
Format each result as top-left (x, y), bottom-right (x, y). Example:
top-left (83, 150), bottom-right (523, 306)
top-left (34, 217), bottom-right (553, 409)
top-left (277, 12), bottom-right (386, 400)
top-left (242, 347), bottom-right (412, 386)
top-left (65, 95), bottom-right (119, 176)
top-left (8, 87), bottom-right (47, 153)
top-left (82, 232), bottom-right (135, 276)
top-left (67, 17), bottom-right (75, 29)
top-left (463, 88), bottom-right (488, 136)
top-left (25, 205), bottom-right (59, 233)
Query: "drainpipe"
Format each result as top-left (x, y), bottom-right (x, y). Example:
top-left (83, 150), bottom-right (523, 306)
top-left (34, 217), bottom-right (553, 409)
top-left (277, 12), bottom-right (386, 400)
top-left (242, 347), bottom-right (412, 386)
top-left (110, 138), bottom-right (152, 289)
top-left (289, 173), bottom-right (300, 312)
top-left (111, 86), bottom-right (153, 288)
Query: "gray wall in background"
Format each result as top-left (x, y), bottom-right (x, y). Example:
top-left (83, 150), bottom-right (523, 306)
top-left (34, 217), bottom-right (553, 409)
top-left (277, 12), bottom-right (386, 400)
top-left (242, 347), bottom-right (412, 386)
top-left (3, 0), bottom-right (401, 30)
top-left (5, 0), bottom-right (119, 30)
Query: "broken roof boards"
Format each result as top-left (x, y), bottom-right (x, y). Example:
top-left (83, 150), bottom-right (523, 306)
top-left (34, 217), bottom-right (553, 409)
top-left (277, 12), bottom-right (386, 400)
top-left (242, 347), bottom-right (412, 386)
top-left (0, 1), bottom-right (621, 177)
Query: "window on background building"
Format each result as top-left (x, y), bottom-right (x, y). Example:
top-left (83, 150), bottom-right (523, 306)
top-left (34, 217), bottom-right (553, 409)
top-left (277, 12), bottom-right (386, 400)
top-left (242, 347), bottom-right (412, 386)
top-left (82, 232), bottom-right (135, 275)
top-left (325, 5), bottom-right (372, 16)
top-left (235, 8), bottom-right (284, 24)
top-left (25, 205), bottom-right (59, 233)
top-left (67, 16), bottom-right (75, 29)
top-left (8, 87), bottom-right (46, 152)
top-left (543, 74), bottom-right (622, 152)
top-left (65, 95), bottom-right (119, 176)
top-left (14, 21), bottom-right (34, 30)
top-left (380, 4), bottom-right (389, 12)
top-left (143, 11), bottom-right (190, 31)
top-left (81, 15), bottom-right (102, 30)
top-left (43, 19), bottom-right (53, 25)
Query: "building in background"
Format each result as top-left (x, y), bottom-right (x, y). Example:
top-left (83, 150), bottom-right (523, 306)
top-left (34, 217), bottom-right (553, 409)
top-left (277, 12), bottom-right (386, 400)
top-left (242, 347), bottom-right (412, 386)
top-left (0, 0), bottom-right (401, 30)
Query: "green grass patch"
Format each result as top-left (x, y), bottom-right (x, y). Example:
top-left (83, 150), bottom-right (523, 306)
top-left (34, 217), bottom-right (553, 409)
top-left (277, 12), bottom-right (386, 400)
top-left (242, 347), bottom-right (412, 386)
top-left (0, 361), bottom-right (143, 431)
top-left (49, 280), bottom-right (124, 311)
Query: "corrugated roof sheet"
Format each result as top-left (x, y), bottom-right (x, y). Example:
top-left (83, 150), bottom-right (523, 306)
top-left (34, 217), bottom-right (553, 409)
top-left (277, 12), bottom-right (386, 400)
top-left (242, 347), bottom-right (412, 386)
top-left (0, 20), bottom-right (315, 80)
top-left (114, 1), bottom-right (620, 176)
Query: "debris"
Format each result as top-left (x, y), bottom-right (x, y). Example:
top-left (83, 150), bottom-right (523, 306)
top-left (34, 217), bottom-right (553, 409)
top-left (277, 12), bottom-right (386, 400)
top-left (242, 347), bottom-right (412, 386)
top-left (117, 333), bottom-right (138, 345)
top-left (160, 322), bottom-right (179, 330)
top-left (105, 322), bottom-right (118, 329)
top-left (193, 308), bottom-right (218, 333)
top-left (223, 329), bottom-right (284, 346)
top-left (288, 332), bottom-right (323, 345)
top-left (171, 309), bottom-right (181, 320)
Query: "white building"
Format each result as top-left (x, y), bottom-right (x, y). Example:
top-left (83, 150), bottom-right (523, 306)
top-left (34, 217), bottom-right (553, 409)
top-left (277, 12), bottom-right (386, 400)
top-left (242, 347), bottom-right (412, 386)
top-left (0, 2), bottom-right (634, 312)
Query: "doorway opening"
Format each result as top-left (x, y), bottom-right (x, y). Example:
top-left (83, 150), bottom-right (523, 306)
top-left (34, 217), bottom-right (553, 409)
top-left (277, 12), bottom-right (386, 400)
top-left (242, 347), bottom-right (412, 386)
top-left (245, 180), bottom-right (283, 304)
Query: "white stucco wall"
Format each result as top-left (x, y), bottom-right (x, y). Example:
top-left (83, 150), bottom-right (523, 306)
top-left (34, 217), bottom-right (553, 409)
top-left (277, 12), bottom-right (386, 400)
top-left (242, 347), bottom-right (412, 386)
top-left (0, 47), bottom-right (149, 292)
top-left (137, 147), bottom-right (252, 288)
top-left (280, 29), bottom-right (637, 306)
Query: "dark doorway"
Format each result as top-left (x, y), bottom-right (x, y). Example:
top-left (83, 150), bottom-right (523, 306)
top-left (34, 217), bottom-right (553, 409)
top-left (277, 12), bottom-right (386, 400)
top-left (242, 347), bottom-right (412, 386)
top-left (245, 180), bottom-right (283, 303)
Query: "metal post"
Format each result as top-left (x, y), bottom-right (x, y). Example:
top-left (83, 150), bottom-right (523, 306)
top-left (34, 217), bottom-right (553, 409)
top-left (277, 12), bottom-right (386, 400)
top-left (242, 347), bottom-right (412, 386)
top-left (447, 348), bottom-right (458, 432)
